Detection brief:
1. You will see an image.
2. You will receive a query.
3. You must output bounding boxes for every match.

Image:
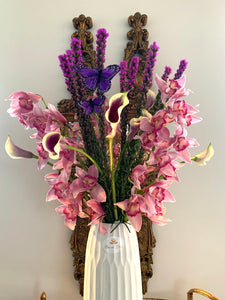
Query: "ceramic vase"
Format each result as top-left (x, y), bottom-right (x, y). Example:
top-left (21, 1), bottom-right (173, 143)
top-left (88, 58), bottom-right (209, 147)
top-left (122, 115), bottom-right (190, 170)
top-left (83, 222), bottom-right (142, 300)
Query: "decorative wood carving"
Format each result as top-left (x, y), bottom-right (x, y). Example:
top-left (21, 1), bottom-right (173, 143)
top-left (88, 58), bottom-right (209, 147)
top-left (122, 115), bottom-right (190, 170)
top-left (71, 14), bottom-right (96, 68)
top-left (123, 12), bottom-right (150, 120)
top-left (57, 13), bottom-right (156, 296)
top-left (70, 217), bottom-right (90, 296)
top-left (137, 216), bottom-right (156, 294)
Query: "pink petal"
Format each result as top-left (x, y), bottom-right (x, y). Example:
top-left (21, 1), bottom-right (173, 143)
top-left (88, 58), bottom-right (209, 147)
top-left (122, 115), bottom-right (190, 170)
top-left (55, 205), bottom-right (66, 215)
top-left (155, 74), bottom-right (168, 92)
top-left (100, 223), bottom-right (108, 234)
top-left (115, 199), bottom-right (129, 210)
top-left (46, 188), bottom-right (57, 201)
top-left (64, 218), bottom-right (76, 230)
top-left (86, 199), bottom-right (105, 214)
top-left (150, 215), bottom-right (170, 225)
top-left (178, 148), bottom-right (191, 163)
top-left (140, 117), bottom-right (152, 132)
top-left (76, 166), bottom-right (86, 178)
top-left (128, 214), bottom-right (142, 232)
top-left (88, 164), bottom-right (98, 178)
top-left (91, 184), bottom-right (106, 202)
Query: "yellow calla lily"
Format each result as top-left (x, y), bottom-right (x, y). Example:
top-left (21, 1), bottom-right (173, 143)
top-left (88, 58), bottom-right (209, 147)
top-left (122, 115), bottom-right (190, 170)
top-left (192, 143), bottom-right (214, 166)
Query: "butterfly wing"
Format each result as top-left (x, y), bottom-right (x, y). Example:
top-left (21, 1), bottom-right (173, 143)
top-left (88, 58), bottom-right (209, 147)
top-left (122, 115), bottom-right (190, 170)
top-left (75, 65), bottom-right (99, 91)
top-left (78, 100), bottom-right (93, 115)
top-left (92, 96), bottom-right (105, 114)
top-left (98, 65), bottom-right (121, 93)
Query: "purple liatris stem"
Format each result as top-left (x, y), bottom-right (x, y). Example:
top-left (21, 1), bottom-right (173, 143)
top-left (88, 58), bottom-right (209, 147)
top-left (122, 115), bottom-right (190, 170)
top-left (162, 66), bottom-right (172, 81)
top-left (120, 61), bottom-right (128, 92)
top-left (174, 59), bottom-right (188, 80)
top-left (70, 37), bottom-right (83, 65)
top-left (96, 28), bottom-right (109, 70)
top-left (127, 56), bottom-right (139, 91)
top-left (70, 38), bottom-right (85, 100)
top-left (142, 41), bottom-right (160, 92)
top-left (95, 29), bottom-right (109, 166)
top-left (58, 54), bottom-right (76, 96)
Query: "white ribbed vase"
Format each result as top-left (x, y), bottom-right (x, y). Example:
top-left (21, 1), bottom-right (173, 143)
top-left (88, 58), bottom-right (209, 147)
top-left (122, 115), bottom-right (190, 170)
top-left (83, 222), bottom-right (142, 300)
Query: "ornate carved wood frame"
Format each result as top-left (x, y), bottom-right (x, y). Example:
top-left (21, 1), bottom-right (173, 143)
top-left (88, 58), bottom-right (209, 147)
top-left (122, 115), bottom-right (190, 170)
top-left (57, 12), bottom-right (156, 296)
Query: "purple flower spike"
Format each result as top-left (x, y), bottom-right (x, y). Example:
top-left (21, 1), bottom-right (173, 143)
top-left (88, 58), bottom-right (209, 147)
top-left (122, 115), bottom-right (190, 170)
top-left (128, 57), bottom-right (139, 90)
top-left (58, 54), bottom-right (75, 95)
top-left (96, 28), bottom-right (109, 70)
top-left (162, 66), bottom-right (172, 81)
top-left (142, 41), bottom-right (160, 91)
top-left (174, 59), bottom-right (188, 80)
top-left (120, 61), bottom-right (128, 92)
top-left (70, 38), bottom-right (83, 65)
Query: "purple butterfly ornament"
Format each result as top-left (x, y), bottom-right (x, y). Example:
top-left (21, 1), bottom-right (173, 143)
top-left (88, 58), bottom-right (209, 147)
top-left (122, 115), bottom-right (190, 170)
top-left (78, 96), bottom-right (106, 115)
top-left (74, 64), bottom-right (120, 94)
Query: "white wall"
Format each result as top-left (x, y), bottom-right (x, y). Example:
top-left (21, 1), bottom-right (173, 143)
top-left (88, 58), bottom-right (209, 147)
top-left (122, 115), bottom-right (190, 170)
top-left (0, 0), bottom-right (224, 299)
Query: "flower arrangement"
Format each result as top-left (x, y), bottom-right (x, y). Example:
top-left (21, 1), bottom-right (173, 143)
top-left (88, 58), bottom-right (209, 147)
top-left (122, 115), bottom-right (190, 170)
top-left (5, 28), bottom-right (214, 234)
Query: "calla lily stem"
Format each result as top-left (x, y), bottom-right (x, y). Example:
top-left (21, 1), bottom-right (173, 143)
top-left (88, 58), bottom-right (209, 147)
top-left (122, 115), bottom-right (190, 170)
top-left (67, 145), bottom-right (102, 175)
top-left (108, 137), bottom-right (118, 220)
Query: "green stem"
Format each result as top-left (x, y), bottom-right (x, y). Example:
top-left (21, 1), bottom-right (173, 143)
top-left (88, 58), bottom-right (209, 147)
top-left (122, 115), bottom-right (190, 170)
top-left (108, 137), bottom-right (118, 220)
top-left (67, 145), bottom-right (102, 175)
top-left (40, 96), bottom-right (48, 109)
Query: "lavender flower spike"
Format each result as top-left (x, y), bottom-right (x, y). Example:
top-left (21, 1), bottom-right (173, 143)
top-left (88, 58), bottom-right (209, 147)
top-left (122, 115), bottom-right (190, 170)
top-left (128, 56), bottom-right (139, 90)
top-left (58, 54), bottom-right (74, 95)
top-left (70, 37), bottom-right (83, 65)
top-left (96, 28), bottom-right (109, 70)
top-left (120, 61), bottom-right (128, 92)
top-left (142, 41), bottom-right (160, 91)
top-left (174, 59), bottom-right (188, 80)
top-left (162, 66), bottom-right (172, 82)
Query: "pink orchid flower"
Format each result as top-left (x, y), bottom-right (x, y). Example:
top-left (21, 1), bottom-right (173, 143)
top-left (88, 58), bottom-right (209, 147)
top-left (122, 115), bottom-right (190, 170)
top-left (155, 74), bottom-right (187, 103)
top-left (6, 91), bottom-right (41, 118)
top-left (173, 136), bottom-right (199, 163)
top-left (170, 125), bottom-right (199, 163)
top-left (144, 181), bottom-right (174, 225)
top-left (45, 170), bottom-right (74, 204)
top-left (115, 194), bottom-right (147, 232)
top-left (148, 146), bottom-right (180, 181)
top-left (170, 99), bottom-right (202, 127)
top-left (71, 165), bottom-right (106, 202)
top-left (85, 199), bottom-right (107, 234)
top-left (128, 109), bottom-right (151, 141)
top-left (131, 164), bottom-right (156, 191)
top-left (25, 104), bottom-right (48, 138)
top-left (36, 142), bottom-right (49, 170)
top-left (5, 135), bottom-right (34, 159)
top-left (105, 92), bottom-right (129, 138)
top-left (55, 197), bottom-right (84, 230)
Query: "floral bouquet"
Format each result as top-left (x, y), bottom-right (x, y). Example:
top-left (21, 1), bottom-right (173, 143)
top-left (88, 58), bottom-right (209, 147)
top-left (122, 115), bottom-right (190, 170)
top-left (5, 28), bottom-right (214, 234)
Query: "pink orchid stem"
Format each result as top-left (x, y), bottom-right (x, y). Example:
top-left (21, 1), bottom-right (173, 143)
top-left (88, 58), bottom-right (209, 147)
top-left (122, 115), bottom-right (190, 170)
top-left (109, 137), bottom-right (118, 220)
top-left (67, 145), bottom-right (102, 175)
top-left (40, 96), bottom-right (48, 109)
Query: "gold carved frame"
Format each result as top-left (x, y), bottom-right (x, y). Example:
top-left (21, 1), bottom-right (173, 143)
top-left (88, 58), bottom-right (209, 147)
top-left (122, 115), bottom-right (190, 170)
top-left (57, 12), bottom-right (156, 296)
